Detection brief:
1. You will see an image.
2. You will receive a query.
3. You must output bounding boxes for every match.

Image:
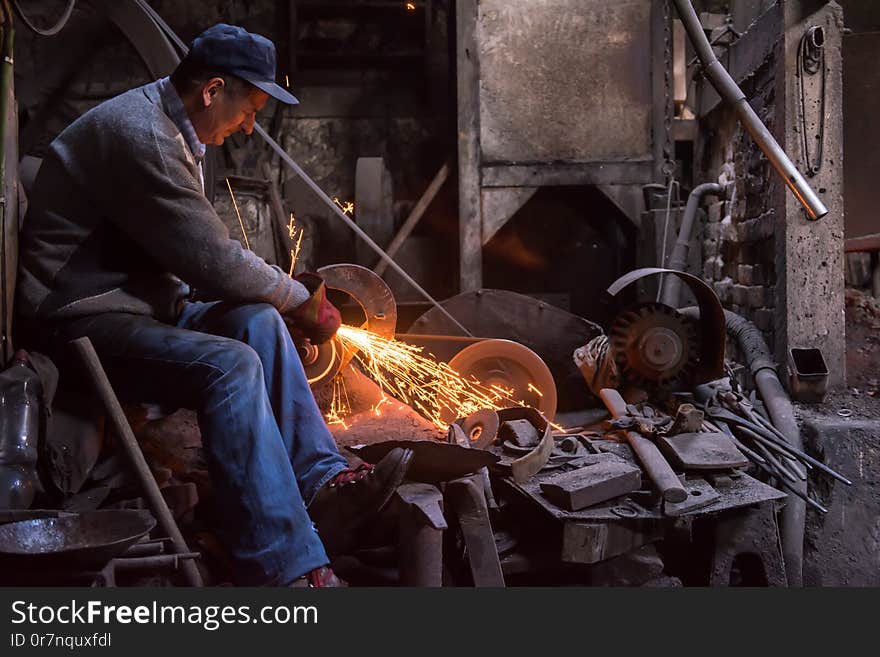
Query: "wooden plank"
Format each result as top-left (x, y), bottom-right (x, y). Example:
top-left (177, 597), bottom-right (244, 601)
top-left (456, 0), bottom-right (482, 291)
top-left (480, 160), bottom-right (655, 188)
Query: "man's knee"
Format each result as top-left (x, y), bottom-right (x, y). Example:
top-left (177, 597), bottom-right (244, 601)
top-left (241, 303), bottom-right (286, 334)
top-left (204, 341), bottom-right (264, 391)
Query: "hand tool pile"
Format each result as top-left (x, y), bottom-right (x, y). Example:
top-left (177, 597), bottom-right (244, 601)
top-left (695, 380), bottom-right (852, 513)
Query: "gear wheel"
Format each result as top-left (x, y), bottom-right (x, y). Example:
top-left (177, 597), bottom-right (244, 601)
top-left (610, 303), bottom-right (699, 388)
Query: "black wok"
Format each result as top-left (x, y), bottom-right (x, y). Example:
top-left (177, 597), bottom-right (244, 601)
top-left (0, 509), bottom-right (156, 571)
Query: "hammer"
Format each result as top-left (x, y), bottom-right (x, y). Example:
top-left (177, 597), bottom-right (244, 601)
top-left (599, 388), bottom-right (688, 503)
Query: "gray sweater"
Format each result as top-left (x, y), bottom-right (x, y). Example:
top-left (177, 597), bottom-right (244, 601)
top-left (17, 80), bottom-right (309, 323)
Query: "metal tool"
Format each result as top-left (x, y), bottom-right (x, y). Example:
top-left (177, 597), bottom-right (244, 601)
top-left (300, 263), bottom-right (398, 387)
top-left (70, 337), bottom-right (203, 587)
top-left (607, 268), bottom-right (727, 384)
top-left (610, 302), bottom-right (699, 388)
top-left (598, 388), bottom-right (687, 503)
top-left (447, 339), bottom-right (557, 421)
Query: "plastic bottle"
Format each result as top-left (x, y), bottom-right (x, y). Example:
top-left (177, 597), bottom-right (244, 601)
top-left (0, 351), bottom-right (42, 508)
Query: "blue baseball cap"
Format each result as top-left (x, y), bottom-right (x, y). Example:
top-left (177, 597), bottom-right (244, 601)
top-left (189, 23), bottom-right (298, 105)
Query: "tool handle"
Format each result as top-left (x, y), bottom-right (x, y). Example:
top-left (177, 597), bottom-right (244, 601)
top-left (71, 337), bottom-right (203, 587)
top-left (599, 388), bottom-right (629, 418)
top-left (598, 388), bottom-right (687, 503)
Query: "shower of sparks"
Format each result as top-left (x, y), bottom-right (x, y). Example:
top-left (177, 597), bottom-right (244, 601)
top-left (325, 374), bottom-right (352, 429)
top-left (225, 178), bottom-right (250, 251)
top-left (335, 324), bottom-right (539, 430)
top-left (333, 197), bottom-right (355, 215)
top-left (527, 383), bottom-right (543, 396)
top-left (285, 74), bottom-right (290, 88)
top-left (405, 2), bottom-right (416, 10)
top-left (287, 214), bottom-right (305, 276)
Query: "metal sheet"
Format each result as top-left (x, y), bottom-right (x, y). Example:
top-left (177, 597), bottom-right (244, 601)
top-left (478, 0), bottom-right (654, 163)
top-left (347, 440), bottom-right (499, 484)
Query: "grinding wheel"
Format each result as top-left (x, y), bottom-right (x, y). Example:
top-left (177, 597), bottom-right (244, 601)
top-left (302, 264), bottom-right (397, 387)
top-left (447, 339), bottom-right (557, 421)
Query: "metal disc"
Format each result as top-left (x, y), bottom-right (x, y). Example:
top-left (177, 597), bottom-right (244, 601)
top-left (304, 264), bottom-right (398, 387)
top-left (447, 339), bottom-right (557, 421)
top-left (458, 409), bottom-right (501, 449)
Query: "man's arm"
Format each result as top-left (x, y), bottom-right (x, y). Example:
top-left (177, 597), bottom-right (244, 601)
top-left (107, 121), bottom-right (310, 314)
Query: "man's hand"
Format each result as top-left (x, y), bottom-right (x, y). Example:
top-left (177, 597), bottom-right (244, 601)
top-left (285, 273), bottom-right (342, 344)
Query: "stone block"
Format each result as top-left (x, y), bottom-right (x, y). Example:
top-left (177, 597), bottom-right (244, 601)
top-left (713, 277), bottom-right (733, 304)
top-left (753, 308), bottom-right (775, 332)
top-left (738, 264), bottom-right (754, 286)
top-left (720, 216), bottom-right (737, 242)
top-left (704, 221), bottom-right (721, 241)
top-left (746, 285), bottom-right (765, 308)
top-left (752, 263), bottom-right (765, 285)
top-left (731, 284), bottom-right (748, 306)
top-left (707, 201), bottom-right (724, 223)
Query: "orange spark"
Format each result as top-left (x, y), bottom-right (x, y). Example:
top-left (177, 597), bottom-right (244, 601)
top-left (325, 374), bottom-right (351, 429)
top-left (406, 2), bottom-right (416, 10)
top-left (333, 197), bottom-right (355, 215)
top-left (528, 383), bottom-right (544, 397)
top-left (335, 324), bottom-right (539, 430)
top-left (226, 178), bottom-right (250, 250)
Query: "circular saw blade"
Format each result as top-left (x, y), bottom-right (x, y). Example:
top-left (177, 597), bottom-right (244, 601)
top-left (610, 302), bottom-right (698, 388)
top-left (446, 339), bottom-right (557, 421)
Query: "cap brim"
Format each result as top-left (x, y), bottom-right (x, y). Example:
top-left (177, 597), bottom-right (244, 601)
top-left (247, 78), bottom-right (299, 105)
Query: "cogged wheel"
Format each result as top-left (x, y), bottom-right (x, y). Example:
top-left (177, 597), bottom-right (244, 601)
top-left (610, 302), bottom-right (699, 389)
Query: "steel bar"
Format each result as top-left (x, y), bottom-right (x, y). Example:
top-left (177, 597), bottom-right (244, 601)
top-left (734, 425), bottom-right (806, 481)
top-left (672, 0), bottom-right (828, 220)
top-left (711, 407), bottom-right (851, 485)
top-left (254, 123), bottom-right (473, 337)
top-left (70, 337), bottom-right (203, 587)
top-left (746, 431), bottom-right (800, 483)
top-left (747, 456), bottom-right (828, 514)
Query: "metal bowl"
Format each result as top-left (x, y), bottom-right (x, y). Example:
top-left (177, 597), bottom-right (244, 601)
top-left (0, 509), bottom-right (156, 570)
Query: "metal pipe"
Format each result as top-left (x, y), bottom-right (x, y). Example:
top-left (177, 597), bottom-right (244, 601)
top-left (660, 182), bottom-right (724, 306)
top-left (253, 124), bottom-right (473, 337)
top-left (671, 0), bottom-right (828, 220)
top-left (681, 306), bottom-right (805, 585)
top-left (0, 1), bottom-right (14, 362)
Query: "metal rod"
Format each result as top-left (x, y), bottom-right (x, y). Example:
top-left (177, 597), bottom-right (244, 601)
top-left (672, 0), bottom-right (829, 220)
top-left (254, 123), bottom-right (473, 337)
top-left (375, 160), bottom-right (450, 276)
top-left (70, 337), bottom-right (203, 587)
top-left (748, 452), bottom-right (828, 514)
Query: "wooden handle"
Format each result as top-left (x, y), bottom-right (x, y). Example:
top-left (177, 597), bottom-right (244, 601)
top-left (598, 388), bottom-right (687, 503)
top-left (598, 388), bottom-right (628, 418)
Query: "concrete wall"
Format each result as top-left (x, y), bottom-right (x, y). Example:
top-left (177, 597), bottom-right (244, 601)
top-left (696, 0), bottom-right (845, 390)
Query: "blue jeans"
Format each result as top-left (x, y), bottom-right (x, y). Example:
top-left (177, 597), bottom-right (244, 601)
top-left (52, 302), bottom-right (349, 585)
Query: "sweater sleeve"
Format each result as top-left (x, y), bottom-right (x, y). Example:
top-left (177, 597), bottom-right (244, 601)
top-left (105, 120), bottom-right (310, 314)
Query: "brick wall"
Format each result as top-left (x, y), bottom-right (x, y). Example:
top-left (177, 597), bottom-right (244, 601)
top-left (699, 56), bottom-right (782, 356)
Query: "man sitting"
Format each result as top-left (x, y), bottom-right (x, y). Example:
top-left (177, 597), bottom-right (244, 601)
top-left (16, 23), bottom-right (412, 587)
